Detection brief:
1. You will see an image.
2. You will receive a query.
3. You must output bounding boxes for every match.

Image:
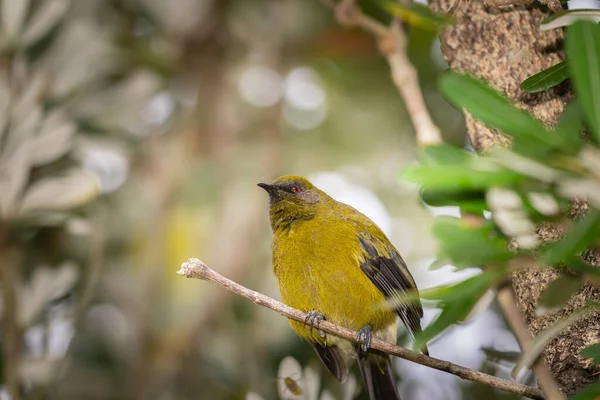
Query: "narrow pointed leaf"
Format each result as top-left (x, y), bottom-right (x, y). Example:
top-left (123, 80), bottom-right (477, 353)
top-left (541, 9), bottom-right (600, 31)
top-left (520, 61), bottom-right (569, 93)
top-left (382, 1), bottom-right (452, 31)
top-left (439, 73), bottom-right (556, 148)
top-left (537, 274), bottom-right (582, 313)
top-left (566, 21), bottom-right (600, 143)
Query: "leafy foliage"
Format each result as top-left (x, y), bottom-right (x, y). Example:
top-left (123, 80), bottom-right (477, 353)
top-left (403, 21), bottom-right (600, 353)
top-left (519, 61), bottom-right (569, 93)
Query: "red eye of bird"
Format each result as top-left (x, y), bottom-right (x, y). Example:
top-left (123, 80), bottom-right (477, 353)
top-left (291, 185), bottom-right (301, 193)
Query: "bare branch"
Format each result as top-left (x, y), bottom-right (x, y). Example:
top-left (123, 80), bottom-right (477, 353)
top-left (496, 285), bottom-right (565, 400)
top-left (320, 0), bottom-right (443, 146)
top-left (177, 258), bottom-right (545, 400)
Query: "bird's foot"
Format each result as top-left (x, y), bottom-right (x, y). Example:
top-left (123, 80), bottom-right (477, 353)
top-left (356, 325), bottom-right (372, 354)
top-left (305, 310), bottom-right (327, 341)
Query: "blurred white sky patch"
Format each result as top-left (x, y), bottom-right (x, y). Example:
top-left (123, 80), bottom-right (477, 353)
top-left (238, 66), bottom-right (283, 107)
top-left (283, 67), bottom-right (328, 130)
top-left (309, 171), bottom-right (392, 236)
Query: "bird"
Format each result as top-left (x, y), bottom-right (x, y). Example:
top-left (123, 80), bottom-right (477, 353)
top-left (258, 175), bottom-right (428, 400)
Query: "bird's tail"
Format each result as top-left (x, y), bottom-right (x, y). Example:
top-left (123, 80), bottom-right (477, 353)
top-left (357, 353), bottom-right (401, 400)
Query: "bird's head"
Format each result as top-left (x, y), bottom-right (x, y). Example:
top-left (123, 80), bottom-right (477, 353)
top-left (258, 175), bottom-right (325, 230)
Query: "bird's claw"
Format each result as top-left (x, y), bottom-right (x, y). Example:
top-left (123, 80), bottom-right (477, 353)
top-left (356, 325), bottom-right (372, 354)
top-left (305, 310), bottom-right (326, 341)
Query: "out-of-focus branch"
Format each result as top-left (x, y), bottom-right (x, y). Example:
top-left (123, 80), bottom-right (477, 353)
top-left (319, 0), bottom-right (443, 146)
top-left (177, 258), bottom-right (545, 400)
top-left (496, 285), bottom-right (565, 400)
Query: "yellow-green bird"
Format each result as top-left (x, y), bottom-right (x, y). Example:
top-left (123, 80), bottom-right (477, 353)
top-left (258, 175), bottom-right (428, 400)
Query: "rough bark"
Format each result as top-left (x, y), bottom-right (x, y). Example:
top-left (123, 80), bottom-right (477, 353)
top-left (427, 0), bottom-right (600, 395)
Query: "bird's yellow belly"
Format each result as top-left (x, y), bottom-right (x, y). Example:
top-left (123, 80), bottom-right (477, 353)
top-left (277, 261), bottom-right (396, 344)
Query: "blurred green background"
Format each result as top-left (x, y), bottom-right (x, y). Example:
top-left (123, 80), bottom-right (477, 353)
top-left (0, 0), bottom-right (531, 399)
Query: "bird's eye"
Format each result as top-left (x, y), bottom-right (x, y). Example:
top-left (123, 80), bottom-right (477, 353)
top-left (291, 185), bottom-right (301, 193)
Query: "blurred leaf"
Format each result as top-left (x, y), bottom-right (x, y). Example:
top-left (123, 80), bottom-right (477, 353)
top-left (537, 274), bottom-right (582, 313)
top-left (553, 100), bottom-right (585, 155)
top-left (402, 162), bottom-right (524, 191)
top-left (22, 0), bottom-right (70, 46)
top-left (19, 359), bottom-right (61, 385)
top-left (541, 9), bottom-right (600, 31)
top-left (572, 380), bottom-right (600, 400)
top-left (245, 393), bottom-right (265, 400)
top-left (542, 211), bottom-right (600, 265)
top-left (19, 170), bottom-right (101, 214)
top-left (19, 262), bottom-right (79, 326)
top-left (29, 110), bottom-right (76, 166)
top-left (566, 21), bottom-right (600, 143)
top-left (381, 1), bottom-right (452, 31)
top-left (520, 62), bottom-right (569, 93)
top-left (580, 343), bottom-right (600, 364)
top-left (439, 73), bottom-right (554, 150)
top-left (0, 77), bottom-right (10, 143)
top-left (416, 269), bottom-right (505, 349)
top-left (1, 0), bottom-right (30, 40)
top-left (419, 144), bottom-right (474, 165)
top-left (558, 178), bottom-right (600, 209)
top-left (513, 302), bottom-right (600, 378)
top-left (432, 217), bottom-right (512, 268)
top-left (420, 189), bottom-right (487, 214)
top-left (0, 141), bottom-right (31, 217)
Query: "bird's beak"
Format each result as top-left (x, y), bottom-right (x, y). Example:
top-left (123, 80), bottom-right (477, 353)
top-left (257, 182), bottom-right (277, 193)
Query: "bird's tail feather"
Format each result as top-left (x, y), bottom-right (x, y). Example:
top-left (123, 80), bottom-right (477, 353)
top-left (357, 353), bottom-right (401, 400)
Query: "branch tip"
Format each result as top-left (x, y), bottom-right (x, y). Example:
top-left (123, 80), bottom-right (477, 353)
top-left (177, 258), bottom-right (209, 278)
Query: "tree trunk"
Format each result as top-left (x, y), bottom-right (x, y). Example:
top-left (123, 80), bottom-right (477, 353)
top-left (426, 0), bottom-right (600, 395)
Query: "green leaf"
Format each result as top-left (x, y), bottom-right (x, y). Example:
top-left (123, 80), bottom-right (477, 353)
top-left (572, 381), bottom-right (600, 400)
top-left (415, 270), bottom-right (505, 349)
top-left (439, 73), bottom-right (553, 147)
top-left (513, 302), bottom-right (600, 379)
top-left (566, 21), bottom-right (600, 143)
top-left (580, 343), bottom-right (600, 364)
top-left (543, 210), bottom-right (600, 265)
top-left (554, 100), bottom-right (584, 155)
top-left (520, 62), bottom-right (569, 93)
top-left (541, 9), bottom-right (600, 31)
top-left (419, 144), bottom-right (474, 166)
top-left (537, 274), bottom-right (582, 312)
top-left (402, 163), bottom-right (524, 191)
top-left (420, 189), bottom-right (487, 213)
top-left (381, 1), bottom-right (452, 31)
top-left (432, 217), bottom-right (512, 268)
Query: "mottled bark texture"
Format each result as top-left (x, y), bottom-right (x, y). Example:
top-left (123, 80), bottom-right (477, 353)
top-left (427, 0), bottom-right (600, 395)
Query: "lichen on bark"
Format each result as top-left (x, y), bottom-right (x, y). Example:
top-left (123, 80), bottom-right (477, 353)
top-left (427, 0), bottom-right (600, 394)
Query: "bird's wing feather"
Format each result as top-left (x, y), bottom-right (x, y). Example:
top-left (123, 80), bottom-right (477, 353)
top-left (357, 231), bottom-right (424, 338)
top-left (312, 343), bottom-right (348, 382)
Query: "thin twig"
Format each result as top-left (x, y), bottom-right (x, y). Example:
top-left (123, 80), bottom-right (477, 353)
top-left (320, 0), bottom-right (443, 146)
top-left (177, 258), bottom-right (545, 400)
top-left (496, 286), bottom-right (565, 400)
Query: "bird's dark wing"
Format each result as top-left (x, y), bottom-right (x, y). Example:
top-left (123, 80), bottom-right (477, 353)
top-left (357, 231), bottom-right (425, 343)
top-left (312, 343), bottom-right (348, 382)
